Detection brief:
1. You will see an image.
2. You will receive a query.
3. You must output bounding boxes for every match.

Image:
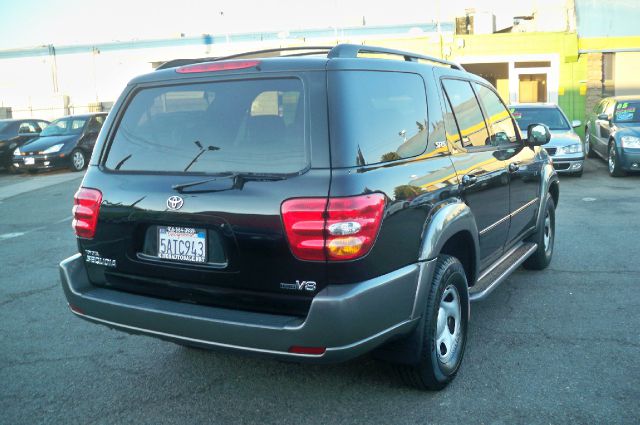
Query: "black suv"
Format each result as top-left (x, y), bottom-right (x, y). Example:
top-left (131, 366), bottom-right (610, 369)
top-left (59, 45), bottom-right (558, 390)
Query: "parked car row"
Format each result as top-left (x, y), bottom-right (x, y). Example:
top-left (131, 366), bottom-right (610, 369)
top-left (508, 96), bottom-right (640, 178)
top-left (0, 112), bottom-right (107, 173)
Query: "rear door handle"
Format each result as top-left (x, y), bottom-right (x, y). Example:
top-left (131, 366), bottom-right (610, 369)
top-left (508, 162), bottom-right (520, 173)
top-left (461, 174), bottom-right (477, 186)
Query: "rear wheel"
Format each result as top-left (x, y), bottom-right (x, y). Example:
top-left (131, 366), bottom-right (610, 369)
top-left (396, 255), bottom-right (468, 391)
top-left (524, 193), bottom-right (555, 270)
top-left (608, 143), bottom-right (626, 177)
top-left (70, 149), bottom-right (86, 172)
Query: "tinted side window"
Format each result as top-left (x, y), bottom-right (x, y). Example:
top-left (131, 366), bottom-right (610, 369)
top-left (473, 83), bottom-right (519, 146)
top-left (18, 122), bottom-right (38, 134)
top-left (87, 116), bottom-right (105, 133)
top-left (442, 91), bottom-right (462, 147)
top-left (328, 71), bottom-right (428, 165)
top-left (442, 79), bottom-right (490, 148)
top-left (604, 101), bottom-right (616, 117)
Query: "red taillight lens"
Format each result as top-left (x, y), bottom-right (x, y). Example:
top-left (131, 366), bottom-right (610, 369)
top-left (281, 194), bottom-right (385, 262)
top-left (72, 188), bottom-right (102, 239)
top-left (176, 60), bottom-right (260, 74)
top-left (281, 198), bottom-right (327, 261)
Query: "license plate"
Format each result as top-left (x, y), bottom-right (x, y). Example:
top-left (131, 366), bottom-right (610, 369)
top-left (158, 226), bottom-right (206, 263)
top-left (24, 157), bottom-right (35, 165)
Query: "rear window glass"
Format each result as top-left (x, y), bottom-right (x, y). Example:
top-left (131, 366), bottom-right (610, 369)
top-left (105, 78), bottom-right (306, 174)
top-left (329, 71), bottom-right (428, 166)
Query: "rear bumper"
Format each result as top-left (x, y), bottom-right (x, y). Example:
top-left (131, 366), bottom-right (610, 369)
top-left (60, 254), bottom-right (434, 363)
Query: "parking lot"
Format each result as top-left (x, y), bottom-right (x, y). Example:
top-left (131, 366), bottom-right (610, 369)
top-left (0, 160), bottom-right (638, 424)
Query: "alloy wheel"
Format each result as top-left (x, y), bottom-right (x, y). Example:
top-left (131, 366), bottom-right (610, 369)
top-left (609, 146), bottom-right (616, 174)
top-left (72, 151), bottom-right (85, 170)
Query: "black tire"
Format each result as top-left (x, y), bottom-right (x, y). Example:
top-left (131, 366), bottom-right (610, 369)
top-left (585, 129), bottom-right (597, 159)
top-left (70, 149), bottom-right (86, 172)
top-left (523, 193), bottom-right (555, 270)
top-left (608, 143), bottom-right (626, 177)
top-left (396, 255), bottom-right (469, 391)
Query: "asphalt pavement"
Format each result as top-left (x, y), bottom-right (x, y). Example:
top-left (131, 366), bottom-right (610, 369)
top-left (0, 160), bottom-right (639, 425)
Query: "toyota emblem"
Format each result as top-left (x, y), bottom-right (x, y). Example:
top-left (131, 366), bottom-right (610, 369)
top-left (167, 195), bottom-right (184, 210)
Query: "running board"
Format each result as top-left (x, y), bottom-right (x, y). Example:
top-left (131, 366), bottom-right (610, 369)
top-left (469, 242), bottom-right (538, 302)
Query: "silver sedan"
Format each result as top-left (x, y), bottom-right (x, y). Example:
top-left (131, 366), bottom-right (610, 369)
top-left (510, 103), bottom-right (585, 176)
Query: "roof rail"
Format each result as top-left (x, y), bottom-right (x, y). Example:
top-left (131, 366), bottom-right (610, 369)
top-left (155, 46), bottom-right (333, 70)
top-left (156, 44), bottom-right (465, 71)
top-left (327, 44), bottom-right (465, 71)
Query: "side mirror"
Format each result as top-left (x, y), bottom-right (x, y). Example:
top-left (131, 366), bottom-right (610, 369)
top-left (527, 123), bottom-right (551, 146)
top-left (571, 120), bottom-right (581, 128)
top-left (597, 113), bottom-right (609, 121)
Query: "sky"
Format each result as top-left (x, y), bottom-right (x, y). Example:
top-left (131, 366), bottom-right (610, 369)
top-left (0, 0), bottom-right (540, 50)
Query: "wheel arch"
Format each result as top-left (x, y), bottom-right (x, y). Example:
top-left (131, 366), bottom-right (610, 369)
top-left (418, 200), bottom-right (479, 286)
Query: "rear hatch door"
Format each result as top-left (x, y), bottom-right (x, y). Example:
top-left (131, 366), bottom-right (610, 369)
top-left (80, 68), bottom-right (330, 317)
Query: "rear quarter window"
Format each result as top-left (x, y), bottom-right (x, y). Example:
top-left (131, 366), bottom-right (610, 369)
top-left (328, 71), bottom-right (428, 166)
top-left (104, 78), bottom-right (307, 174)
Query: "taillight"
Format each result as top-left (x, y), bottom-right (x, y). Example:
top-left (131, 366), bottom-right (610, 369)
top-left (176, 60), bottom-right (260, 74)
top-left (281, 194), bottom-right (385, 261)
top-left (325, 195), bottom-right (385, 260)
top-left (72, 188), bottom-right (102, 239)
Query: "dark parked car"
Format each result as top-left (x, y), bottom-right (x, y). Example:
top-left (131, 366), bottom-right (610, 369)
top-left (510, 103), bottom-right (584, 176)
top-left (0, 118), bottom-right (49, 171)
top-left (59, 45), bottom-right (558, 390)
top-left (13, 113), bottom-right (107, 172)
top-left (586, 96), bottom-right (640, 176)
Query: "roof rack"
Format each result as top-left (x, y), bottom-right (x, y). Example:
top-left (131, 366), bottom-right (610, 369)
top-left (156, 43), bottom-right (464, 71)
top-left (327, 44), bottom-right (465, 70)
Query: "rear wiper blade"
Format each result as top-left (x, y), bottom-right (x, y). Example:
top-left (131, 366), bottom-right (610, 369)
top-left (171, 172), bottom-right (287, 193)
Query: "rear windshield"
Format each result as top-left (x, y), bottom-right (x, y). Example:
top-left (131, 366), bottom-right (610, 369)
top-left (105, 78), bottom-right (306, 174)
top-left (510, 107), bottom-right (570, 131)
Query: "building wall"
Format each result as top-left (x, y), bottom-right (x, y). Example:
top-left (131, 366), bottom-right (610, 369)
top-left (614, 52), bottom-right (640, 96)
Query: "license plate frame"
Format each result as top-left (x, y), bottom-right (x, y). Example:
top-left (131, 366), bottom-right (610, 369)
top-left (157, 226), bottom-right (207, 263)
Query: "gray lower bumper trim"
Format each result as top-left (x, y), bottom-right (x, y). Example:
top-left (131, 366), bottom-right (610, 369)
top-left (60, 254), bottom-right (433, 363)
